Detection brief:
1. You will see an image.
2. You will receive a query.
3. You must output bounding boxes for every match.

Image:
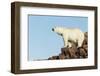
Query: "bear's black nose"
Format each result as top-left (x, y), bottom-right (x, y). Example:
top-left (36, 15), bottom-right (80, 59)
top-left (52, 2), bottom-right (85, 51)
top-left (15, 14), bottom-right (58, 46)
top-left (52, 28), bottom-right (54, 31)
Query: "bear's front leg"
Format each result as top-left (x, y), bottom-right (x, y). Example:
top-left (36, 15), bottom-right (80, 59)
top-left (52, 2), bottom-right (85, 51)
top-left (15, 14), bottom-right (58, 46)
top-left (63, 37), bottom-right (68, 47)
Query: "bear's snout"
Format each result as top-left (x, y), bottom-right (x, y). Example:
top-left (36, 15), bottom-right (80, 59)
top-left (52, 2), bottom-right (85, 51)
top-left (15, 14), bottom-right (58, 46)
top-left (52, 28), bottom-right (54, 31)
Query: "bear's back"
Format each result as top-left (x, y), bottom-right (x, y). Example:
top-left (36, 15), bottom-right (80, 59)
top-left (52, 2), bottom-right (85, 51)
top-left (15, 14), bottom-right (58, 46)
top-left (64, 28), bottom-right (82, 33)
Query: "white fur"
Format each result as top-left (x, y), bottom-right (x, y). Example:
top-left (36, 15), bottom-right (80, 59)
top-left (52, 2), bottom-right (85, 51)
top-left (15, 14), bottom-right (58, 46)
top-left (53, 27), bottom-right (84, 47)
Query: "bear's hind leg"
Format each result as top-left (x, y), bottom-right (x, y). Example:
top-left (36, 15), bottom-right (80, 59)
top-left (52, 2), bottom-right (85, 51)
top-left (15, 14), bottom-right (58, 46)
top-left (78, 33), bottom-right (84, 47)
top-left (78, 39), bottom-right (84, 47)
top-left (68, 42), bottom-right (72, 47)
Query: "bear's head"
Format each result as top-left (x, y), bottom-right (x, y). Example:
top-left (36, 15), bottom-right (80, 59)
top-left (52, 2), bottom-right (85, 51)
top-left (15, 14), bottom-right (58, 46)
top-left (52, 27), bottom-right (65, 36)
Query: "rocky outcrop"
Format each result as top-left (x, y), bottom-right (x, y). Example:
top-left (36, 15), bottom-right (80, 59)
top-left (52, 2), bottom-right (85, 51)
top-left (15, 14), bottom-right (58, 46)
top-left (48, 32), bottom-right (88, 60)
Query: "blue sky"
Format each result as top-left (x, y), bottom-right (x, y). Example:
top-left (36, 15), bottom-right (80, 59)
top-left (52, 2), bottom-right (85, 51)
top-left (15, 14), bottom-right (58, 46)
top-left (28, 15), bottom-right (88, 61)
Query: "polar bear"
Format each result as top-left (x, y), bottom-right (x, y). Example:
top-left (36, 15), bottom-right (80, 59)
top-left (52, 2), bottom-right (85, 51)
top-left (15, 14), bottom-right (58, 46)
top-left (52, 27), bottom-right (84, 48)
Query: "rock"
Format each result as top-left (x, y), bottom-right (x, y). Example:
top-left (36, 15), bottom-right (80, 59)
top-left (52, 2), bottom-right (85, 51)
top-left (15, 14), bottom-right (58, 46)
top-left (82, 44), bottom-right (88, 53)
top-left (59, 54), bottom-right (65, 59)
top-left (78, 47), bottom-right (87, 58)
top-left (61, 47), bottom-right (69, 56)
top-left (68, 47), bottom-right (77, 58)
top-left (48, 56), bottom-right (59, 60)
